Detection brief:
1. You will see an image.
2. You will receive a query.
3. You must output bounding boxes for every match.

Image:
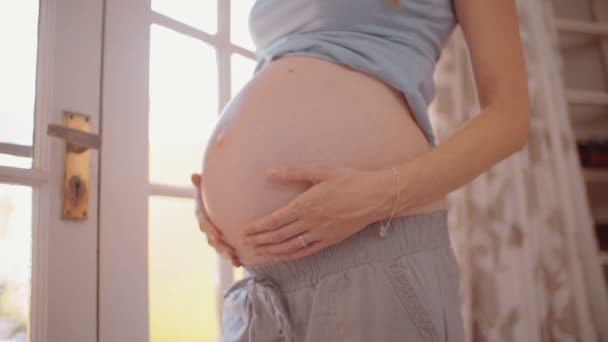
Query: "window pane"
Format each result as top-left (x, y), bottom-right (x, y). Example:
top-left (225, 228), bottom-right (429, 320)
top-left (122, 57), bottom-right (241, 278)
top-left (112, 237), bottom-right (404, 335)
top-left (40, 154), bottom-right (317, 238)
top-left (0, 154), bottom-right (32, 169)
top-left (0, 184), bottom-right (32, 341)
top-left (230, 53), bottom-right (256, 97)
top-left (0, 1), bottom-right (39, 169)
top-left (149, 25), bottom-right (218, 186)
top-left (230, 0), bottom-right (255, 51)
top-left (149, 196), bottom-right (219, 342)
top-left (151, 0), bottom-right (217, 34)
top-left (233, 266), bottom-right (246, 281)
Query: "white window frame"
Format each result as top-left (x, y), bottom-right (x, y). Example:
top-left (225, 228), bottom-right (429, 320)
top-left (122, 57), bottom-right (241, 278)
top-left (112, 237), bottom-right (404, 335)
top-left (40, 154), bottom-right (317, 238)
top-left (147, 0), bottom-right (256, 306)
top-left (1, 0), bottom-right (104, 341)
top-left (0, 1), bottom-right (54, 339)
top-left (100, 1), bottom-right (256, 340)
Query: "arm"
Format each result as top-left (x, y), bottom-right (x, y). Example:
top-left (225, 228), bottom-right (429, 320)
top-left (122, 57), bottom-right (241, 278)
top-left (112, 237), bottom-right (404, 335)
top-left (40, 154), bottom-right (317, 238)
top-left (366, 0), bottom-right (531, 219)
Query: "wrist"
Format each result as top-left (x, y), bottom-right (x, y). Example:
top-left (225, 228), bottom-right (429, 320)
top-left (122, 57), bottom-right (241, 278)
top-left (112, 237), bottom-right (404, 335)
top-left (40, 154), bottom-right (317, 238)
top-left (362, 167), bottom-right (400, 223)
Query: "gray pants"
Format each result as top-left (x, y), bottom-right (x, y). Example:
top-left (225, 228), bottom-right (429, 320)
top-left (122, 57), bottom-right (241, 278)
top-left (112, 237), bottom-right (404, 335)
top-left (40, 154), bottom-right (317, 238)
top-left (221, 210), bottom-right (466, 342)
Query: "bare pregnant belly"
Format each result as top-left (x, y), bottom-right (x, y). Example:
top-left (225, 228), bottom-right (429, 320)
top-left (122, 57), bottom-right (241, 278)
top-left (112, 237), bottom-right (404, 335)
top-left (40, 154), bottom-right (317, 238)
top-left (201, 55), bottom-right (446, 265)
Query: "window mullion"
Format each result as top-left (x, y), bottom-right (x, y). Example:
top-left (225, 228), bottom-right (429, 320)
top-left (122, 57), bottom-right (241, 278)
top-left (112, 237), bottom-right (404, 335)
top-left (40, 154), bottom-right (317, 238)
top-left (148, 183), bottom-right (195, 198)
top-left (0, 143), bottom-right (34, 158)
top-left (0, 166), bottom-right (47, 186)
top-left (150, 11), bottom-right (218, 46)
top-left (215, 0), bottom-right (236, 331)
top-left (217, 0), bottom-right (232, 111)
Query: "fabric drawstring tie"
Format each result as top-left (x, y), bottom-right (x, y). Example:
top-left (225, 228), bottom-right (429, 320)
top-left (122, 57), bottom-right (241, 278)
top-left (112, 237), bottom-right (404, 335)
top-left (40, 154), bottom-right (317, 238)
top-left (221, 276), bottom-right (293, 342)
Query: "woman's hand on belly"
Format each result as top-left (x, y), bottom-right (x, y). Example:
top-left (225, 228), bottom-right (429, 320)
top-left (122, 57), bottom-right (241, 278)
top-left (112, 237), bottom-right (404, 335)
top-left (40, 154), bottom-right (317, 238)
top-left (191, 173), bottom-right (241, 267)
top-left (239, 165), bottom-right (389, 262)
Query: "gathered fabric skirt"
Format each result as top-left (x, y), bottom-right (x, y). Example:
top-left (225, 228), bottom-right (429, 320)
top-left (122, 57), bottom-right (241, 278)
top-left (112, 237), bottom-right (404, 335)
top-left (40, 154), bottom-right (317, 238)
top-left (221, 210), bottom-right (466, 342)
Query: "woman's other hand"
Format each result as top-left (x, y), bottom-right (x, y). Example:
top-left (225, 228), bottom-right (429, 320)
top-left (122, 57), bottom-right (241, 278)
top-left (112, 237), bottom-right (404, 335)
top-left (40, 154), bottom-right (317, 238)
top-left (239, 165), bottom-right (388, 262)
top-left (191, 173), bottom-right (241, 267)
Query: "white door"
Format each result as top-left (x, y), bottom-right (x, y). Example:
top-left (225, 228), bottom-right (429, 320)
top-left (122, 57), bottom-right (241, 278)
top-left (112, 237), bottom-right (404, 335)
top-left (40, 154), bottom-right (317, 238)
top-left (0, 0), bottom-right (103, 341)
top-left (100, 1), bottom-right (256, 341)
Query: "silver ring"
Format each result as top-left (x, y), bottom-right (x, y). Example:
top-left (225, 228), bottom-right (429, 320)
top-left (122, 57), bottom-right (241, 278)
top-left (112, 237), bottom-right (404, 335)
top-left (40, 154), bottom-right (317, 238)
top-left (298, 234), bottom-right (309, 248)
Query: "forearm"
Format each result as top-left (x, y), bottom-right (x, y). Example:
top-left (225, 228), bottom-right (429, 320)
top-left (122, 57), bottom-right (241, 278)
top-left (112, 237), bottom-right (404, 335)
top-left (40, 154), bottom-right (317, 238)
top-left (365, 103), bottom-right (530, 222)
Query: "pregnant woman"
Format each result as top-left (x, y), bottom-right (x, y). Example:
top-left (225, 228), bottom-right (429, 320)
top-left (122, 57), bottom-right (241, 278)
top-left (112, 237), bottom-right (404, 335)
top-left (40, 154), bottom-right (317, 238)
top-left (192, 0), bottom-right (530, 341)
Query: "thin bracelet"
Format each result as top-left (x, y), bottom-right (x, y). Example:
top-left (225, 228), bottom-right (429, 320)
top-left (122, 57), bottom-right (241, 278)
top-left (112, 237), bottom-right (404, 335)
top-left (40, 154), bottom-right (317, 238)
top-left (379, 166), bottom-right (400, 238)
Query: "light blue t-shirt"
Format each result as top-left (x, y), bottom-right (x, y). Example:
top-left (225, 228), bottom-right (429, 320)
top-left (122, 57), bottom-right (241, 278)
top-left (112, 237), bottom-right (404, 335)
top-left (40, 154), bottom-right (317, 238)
top-left (249, 0), bottom-right (458, 147)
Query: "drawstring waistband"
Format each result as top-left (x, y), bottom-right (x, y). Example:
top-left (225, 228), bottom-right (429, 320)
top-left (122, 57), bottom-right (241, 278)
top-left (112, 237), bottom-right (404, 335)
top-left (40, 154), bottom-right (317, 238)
top-left (246, 210), bottom-right (450, 291)
top-left (220, 210), bottom-right (450, 342)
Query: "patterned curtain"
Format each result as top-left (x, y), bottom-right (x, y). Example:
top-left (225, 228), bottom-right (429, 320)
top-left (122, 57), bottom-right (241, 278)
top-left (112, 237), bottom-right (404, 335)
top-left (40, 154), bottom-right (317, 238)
top-left (430, 0), bottom-right (608, 340)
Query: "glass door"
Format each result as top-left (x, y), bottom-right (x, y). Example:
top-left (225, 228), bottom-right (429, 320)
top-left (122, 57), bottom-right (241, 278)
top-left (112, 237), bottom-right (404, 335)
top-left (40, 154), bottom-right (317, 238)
top-left (0, 0), bottom-right (103, 341)
top-left (0, 1), bottom-right (40, 336)
top-left (100, 1), bottom-right (256, 341)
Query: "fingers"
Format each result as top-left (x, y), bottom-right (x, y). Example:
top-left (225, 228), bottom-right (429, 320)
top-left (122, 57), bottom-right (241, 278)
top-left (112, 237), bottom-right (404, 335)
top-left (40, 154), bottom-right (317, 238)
top-left (199, 212), bottom-right (224, 240)
top-left (206, 236), bottom-right (241, 267)
top-left (211, 236), bottom-right (241, 267)
top-left (191, 173), bottom-right (241, 266)
top-left (204, 232), bottom-right (233, 253)
top-left (191, 172), bottom-right (224, 239)
top-left (200, 218), bottom-right (237, 256)
top-left (241, 200), bottom-right (306, 237)
top-left (192, 172), bottom-right (208, 230)
top-left (230, 254), bottom-right (242, 267)
top-left (254, 231), bottom-right (317, 256)
top-left (191, 173), bottom-right (202, 187)
top-left (273, 240), bottom-right (326, 262)
top-left (240, 220), bottom-right (304, 247)
top-left (195, 197), bottom-right (231, 253)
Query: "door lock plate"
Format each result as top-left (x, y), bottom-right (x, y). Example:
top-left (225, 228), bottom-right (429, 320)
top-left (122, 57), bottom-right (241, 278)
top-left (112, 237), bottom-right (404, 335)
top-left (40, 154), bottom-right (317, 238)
top-left (47, 111), bottom-right (99, 220)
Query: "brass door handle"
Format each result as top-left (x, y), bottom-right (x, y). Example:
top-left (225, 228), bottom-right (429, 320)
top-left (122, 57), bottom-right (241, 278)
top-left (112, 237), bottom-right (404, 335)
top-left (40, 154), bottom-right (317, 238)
top-left (47, 111), bottom-right (99, 220)
top-left (47, 112), bottom-right (101, 151)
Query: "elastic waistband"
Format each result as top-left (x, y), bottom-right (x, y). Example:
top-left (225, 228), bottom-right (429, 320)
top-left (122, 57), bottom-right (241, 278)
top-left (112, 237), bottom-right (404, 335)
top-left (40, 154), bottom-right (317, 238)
top-left (245, 209), bottom-right (451, 292)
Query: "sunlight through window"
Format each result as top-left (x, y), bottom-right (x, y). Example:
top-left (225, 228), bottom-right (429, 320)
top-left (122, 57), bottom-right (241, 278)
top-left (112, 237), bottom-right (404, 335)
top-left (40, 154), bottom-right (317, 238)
top-left (152, 0), bottom-right (217, 34)
top-left (149, 196), bottom-right (219, 342)
top-left (0, 0), bottom-right (39, 169)
top-left (230, 0), bottom-right (256, 51)
top-left (231, 53), bottom-right (257, 97)
top-left (148, 3), bottom-right (259, 340)
top-left (0, 184), bottom-right (32, 341)
top-left (149, 24), bottom-right (218, 187)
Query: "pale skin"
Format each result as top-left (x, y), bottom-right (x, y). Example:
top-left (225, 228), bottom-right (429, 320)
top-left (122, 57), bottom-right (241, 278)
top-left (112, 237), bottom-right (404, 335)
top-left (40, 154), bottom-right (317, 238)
top-left (193, 0), bottom-right (531, 266)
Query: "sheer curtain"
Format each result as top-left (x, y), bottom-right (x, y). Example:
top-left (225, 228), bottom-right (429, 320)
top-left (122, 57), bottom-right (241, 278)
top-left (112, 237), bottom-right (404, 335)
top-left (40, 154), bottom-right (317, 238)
top-left (431, 0), bottom-right (608, 340)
